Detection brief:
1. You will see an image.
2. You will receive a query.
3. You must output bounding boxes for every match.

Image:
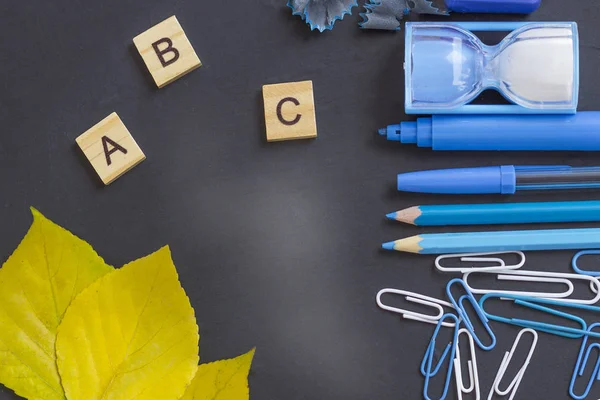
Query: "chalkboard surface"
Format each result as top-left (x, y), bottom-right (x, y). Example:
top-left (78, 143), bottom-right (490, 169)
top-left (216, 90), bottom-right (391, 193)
top-left (1, 1), bottom-right (599, 399)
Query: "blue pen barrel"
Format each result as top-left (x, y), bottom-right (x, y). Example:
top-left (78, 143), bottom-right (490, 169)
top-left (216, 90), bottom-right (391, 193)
top-left (444, 0), bottom-right (541, 14)
top-left (396, 165), bottom-right (600, 194)
top-left (397, 113), bottom-right (600, 151)
top-left (516, 166), bottom-right (600, 191)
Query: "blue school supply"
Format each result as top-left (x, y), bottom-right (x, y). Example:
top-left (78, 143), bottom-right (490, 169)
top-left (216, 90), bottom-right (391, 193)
top-left (569, 324), bottom-right (600, 400)
top-left (386, 201), bottom-right (600, 227)
top-left (446, 279), bottom-right (495, 350)
top-left (479, 293), bottom-right (600, 339)
top-left (396, 165), bottom-right (600, 195)
top-left (360, 0), bottom-right (541, 31)
top-left (378, 112), bottom-right (600, 151)
top-left (405, 22), bottom-right (579, 114)
top-left (445, 0), bottom-right (541, 13)
top-left (383, 228), bottom-right (600, 255)
top-left (421, 314), bottom-right (460, 400)
top-left (572, 251), bottom-right (600, 277)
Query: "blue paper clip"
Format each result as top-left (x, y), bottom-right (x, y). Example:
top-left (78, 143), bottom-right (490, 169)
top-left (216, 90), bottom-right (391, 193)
top-left (572, 250), bottom-right (600, 277)
top-left (446, 279), bottom-right (496, 350)
top-left (570, 323), bottom-right (600, 399)
top-left (479, 293), bottom-right (600, 339)
top-left (421, 314), bottom-right (460, 400)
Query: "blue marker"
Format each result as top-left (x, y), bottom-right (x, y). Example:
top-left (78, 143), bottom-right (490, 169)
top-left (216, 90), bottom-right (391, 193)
top-left (379, 112), bottom-right (600, 151)
top-left (396, 165), bottom-right (600, 195)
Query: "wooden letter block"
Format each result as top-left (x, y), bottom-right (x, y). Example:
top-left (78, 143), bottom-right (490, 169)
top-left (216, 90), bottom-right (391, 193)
top-left (76, 113), bottom-right (146, 185)
top-left (133, 16), bottom-right (201, 88)
top-left (262, 80), bottom-right (317, 142)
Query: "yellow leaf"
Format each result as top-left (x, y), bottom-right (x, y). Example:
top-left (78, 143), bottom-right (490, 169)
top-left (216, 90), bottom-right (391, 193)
top-left (56, 246), bottom-right (199, 400)
top-left (0, 208), bottom-right (113, 400)
top-left (181, 349), bottom-right (255, 400)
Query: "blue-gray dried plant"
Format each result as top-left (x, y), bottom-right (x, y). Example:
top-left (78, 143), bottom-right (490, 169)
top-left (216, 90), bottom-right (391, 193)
top-left (287, 0), bottom-right (359, 32)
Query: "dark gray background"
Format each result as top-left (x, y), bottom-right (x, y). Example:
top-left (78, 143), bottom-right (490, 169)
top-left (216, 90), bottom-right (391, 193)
top-left (1, 1), bottom-right (600, 399)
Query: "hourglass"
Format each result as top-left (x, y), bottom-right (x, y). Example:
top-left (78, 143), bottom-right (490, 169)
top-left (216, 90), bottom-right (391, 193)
top-left (405, 22), bottom-right (579, 114)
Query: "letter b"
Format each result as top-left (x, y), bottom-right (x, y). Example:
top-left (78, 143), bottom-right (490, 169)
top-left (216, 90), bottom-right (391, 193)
top-left (152, 38), bottom-right (180, 67)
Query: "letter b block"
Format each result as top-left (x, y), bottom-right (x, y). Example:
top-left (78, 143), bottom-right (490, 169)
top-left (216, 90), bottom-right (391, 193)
top-left (133, 16), bottom-right (201, 88)
top-left (76, 113), bottom-right (146, 185)
top-left (263, 80), bottom-right (318, 142)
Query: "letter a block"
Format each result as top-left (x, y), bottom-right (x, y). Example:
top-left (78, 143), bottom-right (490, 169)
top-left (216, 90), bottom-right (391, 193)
top-left (262, 80), bottom-right (317, 142)
top-left (76, 113), bottom-right (146, 185)
top-left (133, 16), bottom-right (201, 88)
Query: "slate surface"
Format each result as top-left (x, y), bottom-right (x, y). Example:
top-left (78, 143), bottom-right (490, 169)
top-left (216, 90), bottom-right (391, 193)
top-left (1, 1), bottom-right (599, 399)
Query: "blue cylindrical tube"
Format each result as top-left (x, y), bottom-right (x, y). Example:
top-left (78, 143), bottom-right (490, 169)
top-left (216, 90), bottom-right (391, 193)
top-left (515, 166), bottom-right (600, 191)
top-left (396, 165), bottom-right (600, 195)
top-left (445, 0), bottom-right (541, 14)
top-left (380, 112), bottom-right (600, 151)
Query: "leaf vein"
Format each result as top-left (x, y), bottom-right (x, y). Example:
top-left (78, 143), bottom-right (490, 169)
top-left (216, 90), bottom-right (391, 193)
top-left (119, 325), bottom-right (193, 376)
top-left (131, 352), bottom-right (198, 400)
top-left (125, 302), bottom-right (185, 360)
top-left (207, 359), bottom-right (247, 400)
top-left (38, 221), bottom-right (61, 326)
top-left (16, 263), bottom-right (55, 334)
top-left (98, 262), bottom-right (162, 400)
top-left (0, 331), bottom-right (61, 396)
top-left (1, 287), bottom-right (53, 360)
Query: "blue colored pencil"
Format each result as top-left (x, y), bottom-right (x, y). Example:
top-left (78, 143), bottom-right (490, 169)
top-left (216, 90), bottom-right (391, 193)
top-left (386, 200), bottom-right (600, 226)
top-left (382, 228), bottom-right (600, 255)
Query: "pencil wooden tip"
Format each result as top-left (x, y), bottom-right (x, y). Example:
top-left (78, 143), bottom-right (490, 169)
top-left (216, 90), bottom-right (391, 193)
top-left (392, 206), bottom-right (421, 225)
top-left (392, 236), bottom-right (423, 254)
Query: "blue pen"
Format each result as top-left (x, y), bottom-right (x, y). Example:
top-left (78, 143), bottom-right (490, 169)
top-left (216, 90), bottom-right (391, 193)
top-left (380, 112), bottom-right (600, 151)
top-left (396, 165), bottom-right (600, 195)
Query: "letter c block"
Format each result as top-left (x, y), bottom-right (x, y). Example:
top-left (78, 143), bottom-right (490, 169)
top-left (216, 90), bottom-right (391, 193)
top-left (133, 16), bottom-right (202, 88)
top-left (263, 81), bottom-right (318, 142)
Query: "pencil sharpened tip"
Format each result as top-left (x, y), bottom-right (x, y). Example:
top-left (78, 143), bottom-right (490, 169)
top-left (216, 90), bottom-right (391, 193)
top-left (382, 242), bottom-right (396, 251)
top-left (378, 128), bottom-right (387, 137)
top-left (386, 212), bottom-right (397, 221)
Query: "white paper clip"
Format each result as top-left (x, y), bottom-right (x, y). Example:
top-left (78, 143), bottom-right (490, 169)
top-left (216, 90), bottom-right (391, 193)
top-left (454, 328), bottom-right (480, 400)
top-left (436, 251), bottom-right (526, 274)
top-left (487, 328), bottom-right (538, 400)
top-left (463, 269), bottom-right (600, 304)
top-left (376, 289), bottom-right (456, 327)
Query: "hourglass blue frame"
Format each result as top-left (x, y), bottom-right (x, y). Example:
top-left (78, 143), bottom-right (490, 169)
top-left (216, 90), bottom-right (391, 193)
top-left (404, 21), bottom-right (580, 115)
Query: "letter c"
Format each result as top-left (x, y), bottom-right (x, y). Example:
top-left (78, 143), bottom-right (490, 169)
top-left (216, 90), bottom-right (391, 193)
top-left (276, 97), bottom-right (302, 126)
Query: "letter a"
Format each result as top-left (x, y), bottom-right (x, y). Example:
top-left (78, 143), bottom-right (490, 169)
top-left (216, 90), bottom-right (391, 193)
top-left (152, 37), bottom-right (180, 67)
top-left (102, 136), bottom-right (128, 166)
